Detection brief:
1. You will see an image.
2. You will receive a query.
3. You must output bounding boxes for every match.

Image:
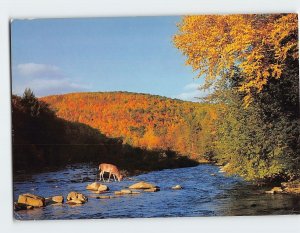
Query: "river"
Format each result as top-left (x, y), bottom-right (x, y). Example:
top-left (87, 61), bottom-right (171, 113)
top-left (13, 164), bottom-right (300, 220)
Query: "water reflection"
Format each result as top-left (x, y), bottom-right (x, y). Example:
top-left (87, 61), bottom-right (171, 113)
top-left (216, 182), bottom-right (300, 216)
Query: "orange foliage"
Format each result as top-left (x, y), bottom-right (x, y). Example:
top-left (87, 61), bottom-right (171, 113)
top-left (174, 14), bottom-right (298, 106)
top-left (42, 92), bottom-right (217, 159)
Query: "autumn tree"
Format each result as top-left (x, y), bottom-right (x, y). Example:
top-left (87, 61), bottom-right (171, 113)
top-left (174, 14), bottom-right (298, 106)
top-left (174, 14), bottom-right (299, 181)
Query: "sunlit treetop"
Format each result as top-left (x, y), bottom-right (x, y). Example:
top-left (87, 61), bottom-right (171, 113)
top-left (173, 14), bottom-right (298, 106)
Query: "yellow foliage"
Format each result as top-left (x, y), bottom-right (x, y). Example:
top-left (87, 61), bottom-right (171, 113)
top-left (174, 14), bottom-right (298, 106)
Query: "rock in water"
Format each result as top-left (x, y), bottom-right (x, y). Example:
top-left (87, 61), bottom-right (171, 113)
top-left (98, 184), bottom-right (109, 192)
top-left (66, 200), bottom-right (83, 205)
top-left (17, 193), bottom-right (45, 207)
top-left (96, 195), bottom-right (111, 199)
top-left (129, 181), bottom-right (158, 189)
top-left (14, 202), bottom-right (34, 211)
top-left (131, 191), bottom-right (140, 195)
top-left (120, 189), bottom-right (132, 194)
top-left (52, 195), bottom-right (64, 203)
top-left (114, 191), bottom-right (123, 195)
top-left (144, 187), bottom-right (160, 192)
top-left (172, 185), bottom-right (182, 190)
top-left (67, 191), bottom-right (88, 204)
top-left (86, 183), bottom-right (109, 192)
top-left (114, 189), bottom-right (140, 195)
top-left (86, 182), bottom-right (101, 191)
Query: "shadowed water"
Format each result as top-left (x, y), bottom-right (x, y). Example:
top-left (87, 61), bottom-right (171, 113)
top-left (13, 164), bottom-right (300, 220)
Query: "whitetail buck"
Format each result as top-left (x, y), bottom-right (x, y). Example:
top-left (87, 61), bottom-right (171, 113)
top-left (99, 163), bottom-right (123, 182)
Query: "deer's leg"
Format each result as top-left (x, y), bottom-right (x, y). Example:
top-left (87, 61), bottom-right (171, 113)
top-left (101, 171), bottom-right (104, 182)
top-left (113, 174), bottom-right (117, 182)
top-left (101, 171), bottom-right (104, 181)
top-left (108, 172), bottom-right (111, 182)
top-left (103, 172), bottom-right (106, 182)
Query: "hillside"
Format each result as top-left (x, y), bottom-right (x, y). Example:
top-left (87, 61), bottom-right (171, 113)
top-left (41, 91), bottom-right (217, 161)
top-left (12, 90), bottom-right (198, 172)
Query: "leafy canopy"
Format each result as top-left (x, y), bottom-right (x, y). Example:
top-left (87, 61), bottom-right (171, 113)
top-left (173, 14), bottom-right (298, 106)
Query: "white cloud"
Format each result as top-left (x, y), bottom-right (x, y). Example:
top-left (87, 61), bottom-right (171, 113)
top-left (13, 63), bottom-right (91, 97)
top-left (183, 83), bottom-right (200, 91)
top-left (13, 78), bottom-right (91, 97)
top-left (175, 82), bottom-right (211, 102)
top-left (17, 63), bottom-right (63, 78)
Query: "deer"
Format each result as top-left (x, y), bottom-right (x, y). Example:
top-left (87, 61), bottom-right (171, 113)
top-left (99, 163), bottom-right (123, 182)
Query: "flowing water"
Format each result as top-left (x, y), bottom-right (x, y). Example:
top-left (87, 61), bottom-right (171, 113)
top-left (13, 164), bottom-right (300, 220)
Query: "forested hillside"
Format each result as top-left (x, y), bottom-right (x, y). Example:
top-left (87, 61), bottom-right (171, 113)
top-left (12, 89), bottom-right (198, 172)
top-left (42, 92), bottom-right (217, 161)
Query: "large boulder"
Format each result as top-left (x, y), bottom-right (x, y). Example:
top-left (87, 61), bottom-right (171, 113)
top-left (66, 192), bottom-right (88, 204)
top-left (17, 193), bottom-right (45, 207)
top-left (129, 181), bottom-right (158, 189)
top-left (86, 182), bottom-right (100, 191)
top-left (86, 182), bottom-right (109, 192)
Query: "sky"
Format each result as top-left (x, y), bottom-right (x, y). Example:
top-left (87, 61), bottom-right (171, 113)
top-left (11, 16), bottom-right (207, 101)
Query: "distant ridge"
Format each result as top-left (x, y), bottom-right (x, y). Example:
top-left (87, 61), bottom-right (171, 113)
top-left (42, 91), bottom-right (217, 160)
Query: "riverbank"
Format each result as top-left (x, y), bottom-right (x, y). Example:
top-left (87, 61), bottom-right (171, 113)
top-left (265, 181), bottom-right (300, 195)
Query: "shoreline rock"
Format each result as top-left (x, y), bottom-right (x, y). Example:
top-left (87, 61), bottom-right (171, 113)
top-left (265, 181), bottom-right (300, 195)
top-left (265, 187), bottom-right (283, 194)
top-left (281, 181), bottom-right (300, 194)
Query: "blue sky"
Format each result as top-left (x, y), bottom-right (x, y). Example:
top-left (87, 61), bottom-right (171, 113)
top-left (11, 16), bottom-right (207, 101)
